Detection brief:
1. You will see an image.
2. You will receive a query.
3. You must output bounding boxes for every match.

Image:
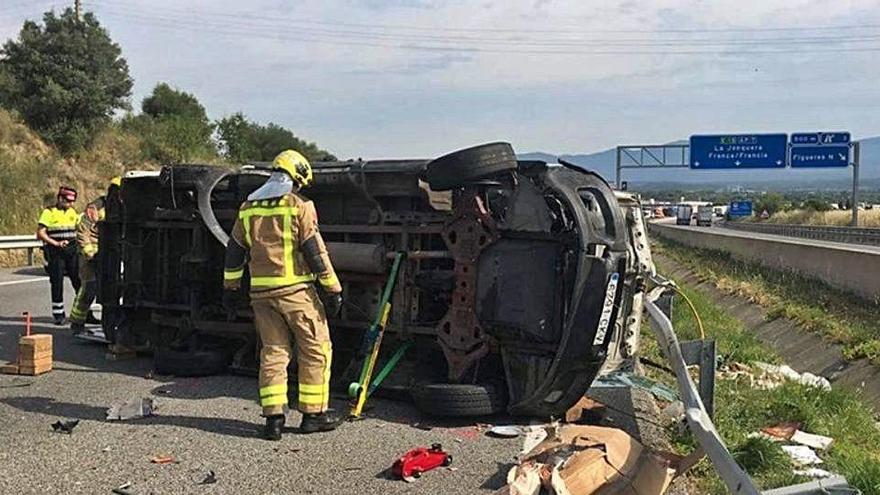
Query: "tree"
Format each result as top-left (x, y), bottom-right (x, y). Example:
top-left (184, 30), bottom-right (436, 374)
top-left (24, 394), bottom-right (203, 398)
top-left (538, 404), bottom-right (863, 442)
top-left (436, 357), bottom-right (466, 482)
top-left (754, 192), bottom-right (790, 216)
top-left (121, 83), bottom-right (217, 163)
top-left (0, 9), bottom-right (132, 151)
top-left (216, 112), bottom-right (336, 163)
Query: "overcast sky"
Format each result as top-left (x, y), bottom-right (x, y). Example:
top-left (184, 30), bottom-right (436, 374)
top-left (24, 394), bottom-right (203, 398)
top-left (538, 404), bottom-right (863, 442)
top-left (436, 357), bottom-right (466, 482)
top-left (1, 0), bottom-right (879, 159)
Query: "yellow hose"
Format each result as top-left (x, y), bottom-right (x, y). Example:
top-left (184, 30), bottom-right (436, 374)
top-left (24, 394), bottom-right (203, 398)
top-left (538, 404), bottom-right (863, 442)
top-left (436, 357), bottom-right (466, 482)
top-left (672, 285), bottom-right (706, 340)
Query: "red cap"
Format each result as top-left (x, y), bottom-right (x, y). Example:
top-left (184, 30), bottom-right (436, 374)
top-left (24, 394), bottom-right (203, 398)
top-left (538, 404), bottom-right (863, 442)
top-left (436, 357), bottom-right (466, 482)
top-left (58, 186), bottom-right (77, 202)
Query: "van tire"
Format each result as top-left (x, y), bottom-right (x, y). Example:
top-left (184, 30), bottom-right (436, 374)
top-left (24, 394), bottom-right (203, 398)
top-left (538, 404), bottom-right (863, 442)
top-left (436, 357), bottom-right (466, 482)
top-left (425, 142), bottom-right (517, 191)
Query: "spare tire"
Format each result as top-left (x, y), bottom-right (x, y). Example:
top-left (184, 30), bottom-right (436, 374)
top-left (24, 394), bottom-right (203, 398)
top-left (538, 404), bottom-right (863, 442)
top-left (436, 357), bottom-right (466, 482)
top-left (425, 142), bottom-right (517, 191)
top-left (154, 348), bottom-right (228, 377)
top-left (411, 383), bottom-right (508, 417)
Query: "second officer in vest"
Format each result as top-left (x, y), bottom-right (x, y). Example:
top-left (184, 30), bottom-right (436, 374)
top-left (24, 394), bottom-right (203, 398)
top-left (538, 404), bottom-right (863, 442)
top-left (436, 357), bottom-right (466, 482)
top-left (223, 150), bottom-right (343, 440)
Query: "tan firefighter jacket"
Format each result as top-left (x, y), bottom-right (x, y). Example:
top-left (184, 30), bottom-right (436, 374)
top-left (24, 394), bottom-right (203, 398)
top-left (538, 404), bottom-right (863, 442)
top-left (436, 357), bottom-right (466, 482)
top-left (75, 199), bottom-right (105, 260)
top-left (223, 192), bottom-right (341, 299)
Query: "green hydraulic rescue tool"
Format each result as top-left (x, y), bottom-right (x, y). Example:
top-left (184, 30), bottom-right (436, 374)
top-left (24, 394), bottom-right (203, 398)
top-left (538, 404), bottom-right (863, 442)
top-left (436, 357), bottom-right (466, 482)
top-left (349, 252), bottom-right (407, 418)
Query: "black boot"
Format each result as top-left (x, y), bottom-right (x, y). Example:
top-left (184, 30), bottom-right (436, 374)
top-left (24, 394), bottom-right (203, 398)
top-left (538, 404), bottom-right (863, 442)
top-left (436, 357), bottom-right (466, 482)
top-left (53, 313), bottom-right (66, 326)
top-left (299, 410), bottom-right (344, 434)
top-left (70, 321), bottom-right (85, 336)
top-left (264, 415), bottom-right (285, 441)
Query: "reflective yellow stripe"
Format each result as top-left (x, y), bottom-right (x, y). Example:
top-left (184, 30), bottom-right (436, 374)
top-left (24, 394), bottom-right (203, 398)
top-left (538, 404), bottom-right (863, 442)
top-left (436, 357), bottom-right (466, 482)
top-left (224, 268), bottom-right (244, 280)
top-left (82, 244), bottom-right (98, 255)
top-left (260, 383), bottom-right (288, 397)
top-left (298, 383), bottom-right (324, 394)
top-left (239, 205), bottom-right (300, 247)
top-left (318, 272), bottom-right (340, 289)
top-left (244, 204), bottom-right (315, 287)
top-left (261, 395), bottom-right (288, 407)
top-left (298, 393), bottom-right (326, 405)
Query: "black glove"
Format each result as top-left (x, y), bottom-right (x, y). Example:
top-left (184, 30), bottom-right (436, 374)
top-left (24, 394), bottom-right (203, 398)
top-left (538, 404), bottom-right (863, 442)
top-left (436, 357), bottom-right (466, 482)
top-left (322, 292), bottom-right (342, 318)
top-left (222, 289), bottom-right (242, 318)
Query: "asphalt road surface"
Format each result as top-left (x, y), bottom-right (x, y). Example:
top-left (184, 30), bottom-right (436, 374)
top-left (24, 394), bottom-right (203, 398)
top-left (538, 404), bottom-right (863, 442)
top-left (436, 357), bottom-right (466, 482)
top-left (0, 267), bottom-right (665, 495)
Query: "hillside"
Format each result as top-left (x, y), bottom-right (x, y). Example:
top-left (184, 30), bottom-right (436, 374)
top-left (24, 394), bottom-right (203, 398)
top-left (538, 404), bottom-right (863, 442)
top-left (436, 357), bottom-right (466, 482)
top-left (0, 108), bottom-right (156, 237)
top-left (521, 136), bottom-right (880, 187)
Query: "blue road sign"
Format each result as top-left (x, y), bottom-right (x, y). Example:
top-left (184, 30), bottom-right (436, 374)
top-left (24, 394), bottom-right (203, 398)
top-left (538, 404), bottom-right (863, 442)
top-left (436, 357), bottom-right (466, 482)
top-left (690, 134), bottom-right (787, 169)
top-left (790, 145), bottom-right (850, 168)
top-left (791, 132), bottom-right (850, 145)
top-left (729, 200), bottom-right (753, 217)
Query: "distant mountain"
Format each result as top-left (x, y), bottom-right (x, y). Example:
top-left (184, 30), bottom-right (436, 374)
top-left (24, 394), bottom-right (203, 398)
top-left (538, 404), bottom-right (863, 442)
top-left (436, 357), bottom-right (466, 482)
top-left (520, 136), bottom-right (880, 188)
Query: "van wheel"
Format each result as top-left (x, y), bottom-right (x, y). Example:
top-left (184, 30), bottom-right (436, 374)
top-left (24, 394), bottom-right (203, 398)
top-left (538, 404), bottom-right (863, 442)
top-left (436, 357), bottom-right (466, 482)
top-left (411, 383), bottom-right (507, 417)
top-left (425, 142), bottom-right (517, 191)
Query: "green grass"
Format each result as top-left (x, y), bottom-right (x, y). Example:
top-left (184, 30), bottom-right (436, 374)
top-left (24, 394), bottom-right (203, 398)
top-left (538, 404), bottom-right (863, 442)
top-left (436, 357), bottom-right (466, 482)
top-left (653, 239), bottom-right (880, 365)
top-left (647, 255), bottom-right (880, 495)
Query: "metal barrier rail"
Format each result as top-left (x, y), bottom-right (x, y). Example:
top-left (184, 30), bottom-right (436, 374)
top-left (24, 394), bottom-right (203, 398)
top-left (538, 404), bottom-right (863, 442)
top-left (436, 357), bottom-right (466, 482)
top-left (645, 282), bottom-right (855, 495)
top-left (0, 235), bottom-right (41, 265)
top-left (724, 221), bottom-right (880, 246)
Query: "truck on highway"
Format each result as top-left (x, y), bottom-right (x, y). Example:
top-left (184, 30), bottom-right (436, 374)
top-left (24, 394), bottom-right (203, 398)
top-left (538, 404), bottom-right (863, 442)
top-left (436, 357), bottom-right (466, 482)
top-left (97, 142), bottom-right (655, 418)
top-left (696, 205), bottom-right (713, 227)
top-left (676, 205), bottom-right (693, 225)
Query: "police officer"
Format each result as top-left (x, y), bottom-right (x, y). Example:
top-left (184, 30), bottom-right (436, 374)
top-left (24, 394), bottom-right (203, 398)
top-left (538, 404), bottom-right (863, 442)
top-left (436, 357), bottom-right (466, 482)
top-left (223, 150), bottom-right (344, 440)
top-left (37, 186), bottom-right (81, 325)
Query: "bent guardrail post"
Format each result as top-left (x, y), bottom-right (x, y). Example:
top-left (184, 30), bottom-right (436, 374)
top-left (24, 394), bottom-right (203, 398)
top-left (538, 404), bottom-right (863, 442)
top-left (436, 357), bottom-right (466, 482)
top-left (644, 285), bottom-right (760, 495)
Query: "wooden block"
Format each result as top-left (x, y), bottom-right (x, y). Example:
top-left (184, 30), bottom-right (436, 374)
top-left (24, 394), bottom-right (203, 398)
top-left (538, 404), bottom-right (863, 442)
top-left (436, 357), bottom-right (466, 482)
top-left (20, 356), bottom-right (52, 368)
top-left (18, 348), bottom-right (52, 361)
top-left (20, 334), bottom-right (52, 353)
top-left (0, 363), bottom-right (19, 375)
top-left (19, 360), bottom-right (52, 375)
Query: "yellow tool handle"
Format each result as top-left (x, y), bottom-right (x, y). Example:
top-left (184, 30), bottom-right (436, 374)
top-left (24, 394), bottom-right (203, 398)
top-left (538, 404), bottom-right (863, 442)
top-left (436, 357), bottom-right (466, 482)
top-left (352, 302), bottom-right (391, 417)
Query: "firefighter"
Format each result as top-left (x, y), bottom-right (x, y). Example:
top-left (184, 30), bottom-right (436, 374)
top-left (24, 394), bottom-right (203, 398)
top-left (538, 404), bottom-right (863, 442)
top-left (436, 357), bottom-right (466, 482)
top-left (223, 150), bottom-right (344, 440)
top-left (37, 186), bottom-right (81, 325)
top-left (69, 178), bottom-right (119, 335)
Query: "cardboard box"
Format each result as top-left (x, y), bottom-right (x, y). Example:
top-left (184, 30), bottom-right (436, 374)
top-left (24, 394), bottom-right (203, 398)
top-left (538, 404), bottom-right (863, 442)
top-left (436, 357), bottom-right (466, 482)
top-left (514, 424), bottom-right (678, 495)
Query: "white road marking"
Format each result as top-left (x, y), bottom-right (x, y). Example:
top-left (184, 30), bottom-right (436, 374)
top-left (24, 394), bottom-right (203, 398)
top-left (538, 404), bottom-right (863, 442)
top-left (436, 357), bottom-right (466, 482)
top-left (0, 277), bottom-right (48, 287)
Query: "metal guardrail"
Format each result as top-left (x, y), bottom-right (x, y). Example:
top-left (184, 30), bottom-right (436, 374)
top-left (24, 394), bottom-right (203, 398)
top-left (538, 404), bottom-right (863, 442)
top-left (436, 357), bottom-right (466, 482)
top-left (0, 234), bottom-right (41, 265)
top-left (724, 221), bottom-right (880, 247)
top-left (645, 281), bottom-right (855, 495)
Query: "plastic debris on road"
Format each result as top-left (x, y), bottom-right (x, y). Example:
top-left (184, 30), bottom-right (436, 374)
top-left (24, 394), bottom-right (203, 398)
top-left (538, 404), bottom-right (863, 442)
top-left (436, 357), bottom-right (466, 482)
top-left (791, 430), bottom-right (833, 451)
top-left (198, 470), bottom-right (218, 485)
top-left (106, 397), bottom-right (158, 421)
top-left (592, 371), bottom-right (679, 402)
top-left (487, 425), bottom-right (521, 438)
top-left (496, 424), bottom-right (680, 495)
top-left (782, 445), bottom-right (824, 466)
top-left (753, 363), bottom-right (831, 390)
top-left (793, 468), bottom-right (834, 479)
top-left (51, 419), bottom-right (79, 434)
top-left (150, 454), bottom-right (176, 465)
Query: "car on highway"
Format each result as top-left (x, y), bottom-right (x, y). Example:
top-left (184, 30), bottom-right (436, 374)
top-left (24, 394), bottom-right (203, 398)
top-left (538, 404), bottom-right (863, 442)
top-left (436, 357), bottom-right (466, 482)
top-left (98, 142), bottom-right (655, 418)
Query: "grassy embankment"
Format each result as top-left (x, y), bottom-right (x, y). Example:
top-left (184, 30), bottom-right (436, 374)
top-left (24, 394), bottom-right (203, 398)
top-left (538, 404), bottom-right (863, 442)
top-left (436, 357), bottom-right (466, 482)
top-left (743, 208), bottom-right (880, 227)
top-left (654, 238), bottom-right (880, 365)
top-left (0, 109), bottom-right (157, 267)
top-left (644, 242), bottom-right (880, 494)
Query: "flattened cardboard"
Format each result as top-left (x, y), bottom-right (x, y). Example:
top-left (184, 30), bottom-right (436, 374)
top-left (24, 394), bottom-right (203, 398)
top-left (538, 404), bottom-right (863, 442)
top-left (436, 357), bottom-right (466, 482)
top-left (523, 424), bottom-right (677, 495)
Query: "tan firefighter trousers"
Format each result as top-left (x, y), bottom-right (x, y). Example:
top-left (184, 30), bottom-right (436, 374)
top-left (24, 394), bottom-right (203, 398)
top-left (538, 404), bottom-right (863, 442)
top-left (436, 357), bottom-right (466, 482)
top-left (252, 286), bottom-right (332, 416)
